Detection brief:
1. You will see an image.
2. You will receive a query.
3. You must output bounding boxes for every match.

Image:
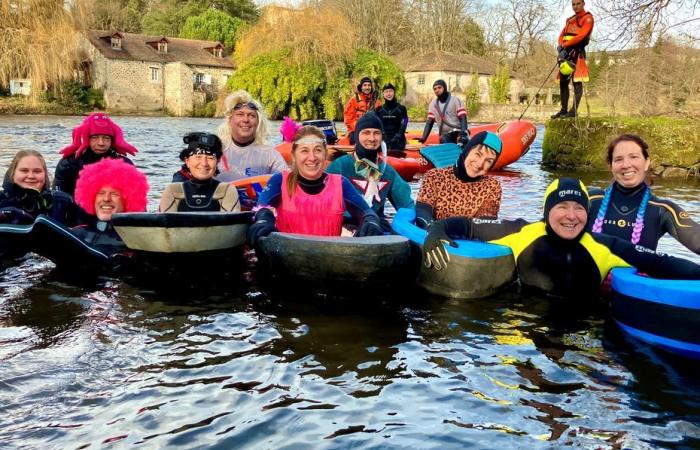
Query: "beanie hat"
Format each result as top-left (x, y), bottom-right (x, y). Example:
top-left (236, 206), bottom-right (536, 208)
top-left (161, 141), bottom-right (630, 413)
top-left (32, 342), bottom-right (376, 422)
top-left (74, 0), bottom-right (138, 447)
top-left (74, 158), bottom-right (149, 216)
top-left (179, 132), bottom-right (223, 161)
top-left (382, 83), bottom-right (395, 91)
top-left (433, 79), bottom-right (448, 90)
top-left (357, 76), bottom-right (373, 92)
top-left (542, 177), bottom-right (589, 220)
top-left (454, 131), bottom-right (503, 181)
top-left (60, 113), bottom-right (138, 159)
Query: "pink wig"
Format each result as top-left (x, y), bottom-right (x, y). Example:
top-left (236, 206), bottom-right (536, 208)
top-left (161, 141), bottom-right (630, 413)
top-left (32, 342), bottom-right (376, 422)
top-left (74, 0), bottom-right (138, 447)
top-left (280, 116), bottom-right (302, 142)
top-left (74, 158), bottom-right (149, 215)
top-left (60, 112), bottom-right (138, 158)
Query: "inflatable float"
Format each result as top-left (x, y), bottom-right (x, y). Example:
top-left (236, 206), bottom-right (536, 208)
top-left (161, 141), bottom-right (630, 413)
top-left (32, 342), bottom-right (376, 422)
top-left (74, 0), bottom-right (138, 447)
top-left (232, 175), bottom-right (271, 210)
top-left (255, 232), bottom-right (415, 286)
top-left (611, 267), bottom-right (700, 360)
top-left (112, 211), bottom-right (253, 253)
top-left (391, 208), bottom-right (516, 298)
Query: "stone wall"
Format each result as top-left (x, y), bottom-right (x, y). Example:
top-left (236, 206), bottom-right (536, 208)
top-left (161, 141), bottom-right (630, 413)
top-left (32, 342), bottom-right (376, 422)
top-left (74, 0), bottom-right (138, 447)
top-left (92, 55), bottom-right (166, 112)
top-left (164, 62), bottom-right (191, 116)
top-left (471, 104), bottom-right (557, 123)
top-left (542, 117), bottom-right (700, 177)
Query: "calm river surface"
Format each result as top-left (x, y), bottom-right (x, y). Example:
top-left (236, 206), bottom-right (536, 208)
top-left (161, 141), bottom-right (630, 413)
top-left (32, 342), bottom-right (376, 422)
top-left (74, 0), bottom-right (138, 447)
top-left (1, 115), bottom-right (699, 449)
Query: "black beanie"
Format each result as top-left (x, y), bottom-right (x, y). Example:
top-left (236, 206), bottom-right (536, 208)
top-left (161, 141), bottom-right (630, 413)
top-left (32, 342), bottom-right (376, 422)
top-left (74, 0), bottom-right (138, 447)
top-left (543, 178), bottom-right (589, 220)
top-left (433, 79), bottom-right (447, 90)
top-left (357, 76), bottom-right (373, 92)
top-left (382, 83), bottom-right (395, 91)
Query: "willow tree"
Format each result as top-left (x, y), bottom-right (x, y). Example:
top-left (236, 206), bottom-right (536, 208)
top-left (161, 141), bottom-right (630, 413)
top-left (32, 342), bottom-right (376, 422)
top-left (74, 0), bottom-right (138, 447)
top-left (0, 0), bottom-right (87, 100)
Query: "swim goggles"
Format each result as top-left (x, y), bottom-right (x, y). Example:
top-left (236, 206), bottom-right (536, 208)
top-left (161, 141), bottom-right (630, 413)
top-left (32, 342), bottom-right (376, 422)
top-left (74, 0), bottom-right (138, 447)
top-left (232, 102), bottom-right (259, 111)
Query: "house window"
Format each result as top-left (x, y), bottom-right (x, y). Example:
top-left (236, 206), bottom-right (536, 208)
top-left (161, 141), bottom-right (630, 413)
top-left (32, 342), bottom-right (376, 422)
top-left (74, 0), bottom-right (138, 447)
top-left (158, 42), bottom-right (167, 53)
top-left (215, 48), bottom-right (223, 58)
top-left (150, 67), bottom-right (160, 83)
top-left (194, 73), bottom-right (204, 85)
top-left (111, 37), bottom-right (121, 50)
top-left (418, 75), bottom-right (425, 85)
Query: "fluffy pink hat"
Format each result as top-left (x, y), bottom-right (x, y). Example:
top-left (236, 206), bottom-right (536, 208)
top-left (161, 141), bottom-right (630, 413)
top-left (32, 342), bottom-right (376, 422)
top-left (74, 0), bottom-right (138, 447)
top-left (280, 116), bottom-right (302, 143)
top-left (60, 113), bottom-right (138, 158)
top-left (74, 158), bottom-right (149, 215)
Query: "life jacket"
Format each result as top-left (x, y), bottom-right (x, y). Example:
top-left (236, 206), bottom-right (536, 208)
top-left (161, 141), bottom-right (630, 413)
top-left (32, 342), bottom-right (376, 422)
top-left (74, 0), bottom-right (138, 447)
top-left (276, 171), bottom-right (344, 236)
top-left (562, 11), bottom-right (593, 53)
top-left (169, 181), bottom-right (230, 212)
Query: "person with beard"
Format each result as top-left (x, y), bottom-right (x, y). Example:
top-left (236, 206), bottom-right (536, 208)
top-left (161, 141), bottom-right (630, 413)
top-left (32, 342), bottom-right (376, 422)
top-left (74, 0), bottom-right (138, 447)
top-left (344, 76), bottom-right (382, 145)
top-left (215, 90), bottom-right (288, 182)
top-left (0, 150), bottom-right (82, 226)
top-left (415, 131), bottom-right (503, 228)
top-left (160, 132), bottom-right (240, 212)
top-left (588, 134), bottom-right (699, 254)
top-left (54, 113), bottom-right (138, 197)
top-left (418, 79), bottom-right (468, 144)
top-left (375, 83), bottom-right (408, 151)
top-left (326, 112), bottom-right (414, 232)
top-left (423, 178), bottom-right (700, 297)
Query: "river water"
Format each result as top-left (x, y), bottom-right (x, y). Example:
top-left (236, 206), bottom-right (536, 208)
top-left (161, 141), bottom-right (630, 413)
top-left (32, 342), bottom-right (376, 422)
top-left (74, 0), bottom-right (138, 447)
top-left (1, 115), bottom-right (699, 449)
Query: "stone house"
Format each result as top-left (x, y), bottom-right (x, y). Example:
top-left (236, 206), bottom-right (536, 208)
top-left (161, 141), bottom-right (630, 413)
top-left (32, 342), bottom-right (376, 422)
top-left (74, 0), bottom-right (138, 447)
top-left (80, 30), bottom-right (235, 116)
top-left (399, 50), bottom-right (526, 106)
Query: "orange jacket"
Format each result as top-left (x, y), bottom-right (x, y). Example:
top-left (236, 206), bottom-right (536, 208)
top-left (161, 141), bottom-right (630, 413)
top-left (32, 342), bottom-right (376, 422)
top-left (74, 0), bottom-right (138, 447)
top-left (558, 10), bottom-right (594, 50)
top-left (343, 92), bottom-right (381, 134)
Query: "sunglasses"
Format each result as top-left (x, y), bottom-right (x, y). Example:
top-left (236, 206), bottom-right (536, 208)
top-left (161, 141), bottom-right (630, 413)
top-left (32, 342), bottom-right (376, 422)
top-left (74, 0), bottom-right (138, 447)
top-left (232, 102), bottom-right (259, 111)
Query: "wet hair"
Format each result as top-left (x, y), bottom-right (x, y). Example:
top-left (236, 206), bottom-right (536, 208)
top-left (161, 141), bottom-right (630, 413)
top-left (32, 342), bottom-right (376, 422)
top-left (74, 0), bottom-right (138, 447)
top-left (216, 90), bottom-right (270, 147)
top-left (287, 126), bottom-right (327, 198)
top-left (606, 134), bottom-right (649, 164)
top-left (6, 150), bottom-right (50, 190)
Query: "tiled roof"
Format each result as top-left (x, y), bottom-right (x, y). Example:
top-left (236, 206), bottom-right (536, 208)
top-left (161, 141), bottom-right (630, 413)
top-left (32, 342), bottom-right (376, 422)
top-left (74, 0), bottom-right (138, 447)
top-left (399, 50), bottom-right (504, 76)
top-left (86, 30), bottom-right (235, 69)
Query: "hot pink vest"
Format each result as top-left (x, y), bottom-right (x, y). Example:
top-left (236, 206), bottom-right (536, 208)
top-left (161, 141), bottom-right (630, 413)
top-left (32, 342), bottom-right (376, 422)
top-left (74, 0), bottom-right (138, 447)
top-left (277, 171), bottom-right (345, 236)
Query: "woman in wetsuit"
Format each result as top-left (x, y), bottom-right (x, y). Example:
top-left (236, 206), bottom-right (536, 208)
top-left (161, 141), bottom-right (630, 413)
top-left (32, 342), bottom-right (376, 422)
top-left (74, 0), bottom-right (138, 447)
top-left (423, 178), bottom-right (700, 298)
top-left (415, 131), bottom-right (503, 228)
top-left (247, 126), bottom-right (383, 245)
top-left (160, 133), bottom-right (240, 213)
top-left (588, 134), bottom-right (700, 254)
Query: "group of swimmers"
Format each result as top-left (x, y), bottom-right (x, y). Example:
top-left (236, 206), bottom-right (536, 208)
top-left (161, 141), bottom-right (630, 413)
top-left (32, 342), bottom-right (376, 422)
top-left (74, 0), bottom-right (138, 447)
top-left (1, 88), bottom-right (699, 297)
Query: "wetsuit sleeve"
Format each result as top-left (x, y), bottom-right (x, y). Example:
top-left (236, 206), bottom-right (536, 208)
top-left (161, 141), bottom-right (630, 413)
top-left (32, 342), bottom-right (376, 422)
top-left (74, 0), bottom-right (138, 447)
top-left (219, 184), bottom-right (241, 212)
top-left (441, 216), bottom-right (530, 241)
top-left (597, 234), bottom-right (700, 280)
top-left (399, 105), bottom-right (408, 135)
top-left (474, 178), bottom-right (501, 218)
top-left (256, 172), bottom-right (283, 208)
top-left (341, 176), bottom-right (376, 226)
top-left (52, 157), bottom-right (78, 195)
top-left (656, 198), bottom-right (700, 255)
top-left (159, 184), bottom-right (178, 212)
top-left (562, 13), bottom-right (594, 48)
top-left (415, 202), bottom-right (435, 229)
top-left (387, 167), bottom-right (415, 210)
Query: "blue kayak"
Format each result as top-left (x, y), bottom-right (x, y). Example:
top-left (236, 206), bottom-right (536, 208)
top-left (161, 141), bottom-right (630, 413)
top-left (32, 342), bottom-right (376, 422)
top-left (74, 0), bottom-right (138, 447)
top-left (391, 208), bottom-right (516, 298)
top-left (611, 267), bottom-right (700, 360)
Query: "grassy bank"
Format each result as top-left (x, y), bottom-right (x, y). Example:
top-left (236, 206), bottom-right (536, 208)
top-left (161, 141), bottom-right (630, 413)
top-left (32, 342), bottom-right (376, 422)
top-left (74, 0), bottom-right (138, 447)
top-left (0, 96), bottom-right (78, 115)
top-left (542, 116), bottom-right (700, 176)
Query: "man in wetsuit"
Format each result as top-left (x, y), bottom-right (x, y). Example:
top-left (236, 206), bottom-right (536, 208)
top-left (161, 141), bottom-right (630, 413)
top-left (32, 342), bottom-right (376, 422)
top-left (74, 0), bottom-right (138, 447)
top-left (344, 76), bottom-right (382, 145)
top-left (375, 83), bottom-right (408, 151)
top-left (551, 0), bottom-right (594, 119)
top-left (418, 80), bottom-right (468, 144)
top-left (423, 178), bottom-right (700, 298)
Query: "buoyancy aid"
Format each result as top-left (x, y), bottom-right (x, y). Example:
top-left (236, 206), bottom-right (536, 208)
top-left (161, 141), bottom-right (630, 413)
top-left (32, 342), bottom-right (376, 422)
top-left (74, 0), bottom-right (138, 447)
top-left (560, 11), bottom-right (593, 53)
top-left (170, 181), bottom-right (231, 212)
top-left (277, 171), bottom-right (344, 236)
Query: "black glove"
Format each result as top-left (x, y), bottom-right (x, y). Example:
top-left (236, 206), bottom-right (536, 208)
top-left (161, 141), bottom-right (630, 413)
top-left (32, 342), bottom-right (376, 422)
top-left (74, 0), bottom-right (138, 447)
top-left (423, 220), bottom-right (458, 271)
top-left (247, 208), bottom-right (277, 246)
top-left (458, 132), bottom-right (469, 144)
top-left (389, 136), bottom-right (401, 149)
top-left (416, 137), bottom-right (426, 144)
top-left (356, 214), bottom-right (384, 237)
top-left (0, 207), bottom-right (35, 225)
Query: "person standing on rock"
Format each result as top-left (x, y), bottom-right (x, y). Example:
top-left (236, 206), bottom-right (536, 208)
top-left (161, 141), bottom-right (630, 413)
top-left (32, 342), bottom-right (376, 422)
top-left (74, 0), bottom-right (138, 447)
top-left (418, 80), bottom-right (468, 144)
top-left (344, 76), bottom-right (381, 145)
top-left (551, 0), bottom-right (594, 119)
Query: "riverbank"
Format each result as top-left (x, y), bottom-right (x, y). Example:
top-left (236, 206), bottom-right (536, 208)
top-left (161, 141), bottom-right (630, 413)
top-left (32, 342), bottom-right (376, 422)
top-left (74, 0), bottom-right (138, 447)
top-left (542, 116), bottom-right (700, 178)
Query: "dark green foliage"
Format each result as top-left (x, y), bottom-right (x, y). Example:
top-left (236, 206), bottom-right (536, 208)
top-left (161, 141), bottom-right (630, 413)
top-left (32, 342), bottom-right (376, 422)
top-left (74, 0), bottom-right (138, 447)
top-left (44, 80), bottom-right (105, 112)
top-left (179, 9), bottom-right (243, 49)
top-left (141, 0), bottom-right (258, 37)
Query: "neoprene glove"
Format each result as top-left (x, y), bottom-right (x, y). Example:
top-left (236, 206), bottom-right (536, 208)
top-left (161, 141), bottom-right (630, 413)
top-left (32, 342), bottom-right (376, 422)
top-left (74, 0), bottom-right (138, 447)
top-left (247, 208), bottom-right (277, 246)
top-left (389, 135), bottom-right (401, 149)
top-left (0, 207), bottom-right (35, 225)
top-left (356, 214), bottom-right (384, 237)
top-left (423, 220), bottom-right (458, 271)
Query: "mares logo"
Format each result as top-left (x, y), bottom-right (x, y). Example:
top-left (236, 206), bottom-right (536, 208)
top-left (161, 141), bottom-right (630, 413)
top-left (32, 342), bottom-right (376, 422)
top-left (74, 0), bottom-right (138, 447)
top-left (558, 189), bottom-right (582, 197)
top-left (473, 218), bottom-right (502, 224)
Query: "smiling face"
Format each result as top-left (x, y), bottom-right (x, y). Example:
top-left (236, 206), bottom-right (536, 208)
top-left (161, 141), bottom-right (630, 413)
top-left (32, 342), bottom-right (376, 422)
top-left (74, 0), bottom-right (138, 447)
top-left (89, 134), bottom-right (113, 154)
top-left (228, 107), bottom-right (259, 144)
top-left (464, 144), bottom-right (498, 178)
top-left (610, 140), bottom-right (650, 188)
top-left (13, 155), bottom-right (47, 191)
top-left (293, 142), bottom-right (326, 180)
top-left (358, 128), bottom-right (382, 151)
top-left (361, 82), bottom-right (373, 95)
top-left (94, 186), bottom-right (124, 221)
top-left (185, 154), bottom-right (217, 181)
top-left (548, 200), bottom-right (588, 240)
top-left (383, 88), bottom-right (395, 101)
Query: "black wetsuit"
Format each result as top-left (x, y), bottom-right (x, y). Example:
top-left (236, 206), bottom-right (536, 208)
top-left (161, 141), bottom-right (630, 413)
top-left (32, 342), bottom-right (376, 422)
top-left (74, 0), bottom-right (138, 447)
top-left (53, 149), bottom-right (133, 197)
top-left (439, 217), bottom-right (700, 297)
top-left (375, 100), bottom-right (408, 151)
top-left (588, 183), bottom-right (700, 254)
top-left (71, 219), bottom-right (126, 257)
top-left (0, 176), bottom-right (83, 226)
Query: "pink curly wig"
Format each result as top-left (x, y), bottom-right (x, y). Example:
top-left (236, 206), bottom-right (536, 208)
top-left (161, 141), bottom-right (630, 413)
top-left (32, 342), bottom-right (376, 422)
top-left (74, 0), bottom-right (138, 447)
top-left (74, 158), bottom-right (149, 215)
top-left (280, 116), bottom-right (302, 143)
top-left (60, 112), bottom-right (138, 158)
